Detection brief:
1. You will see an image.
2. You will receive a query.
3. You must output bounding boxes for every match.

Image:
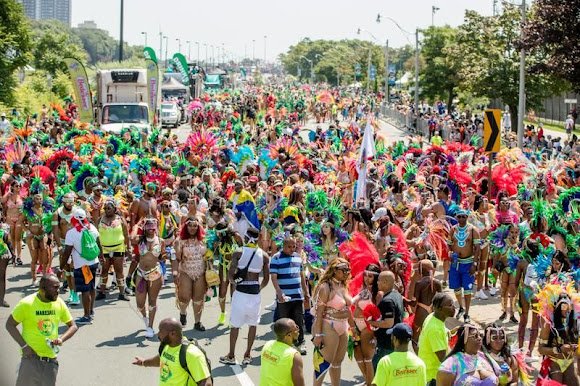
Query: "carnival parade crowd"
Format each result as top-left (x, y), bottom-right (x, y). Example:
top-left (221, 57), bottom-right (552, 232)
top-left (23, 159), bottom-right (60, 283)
top-left (2, 85), bottom-right (580, 386)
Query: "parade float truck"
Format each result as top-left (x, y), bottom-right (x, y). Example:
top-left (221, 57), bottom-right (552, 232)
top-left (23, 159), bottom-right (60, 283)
top-left (95, 69), bottom-right (150, 134)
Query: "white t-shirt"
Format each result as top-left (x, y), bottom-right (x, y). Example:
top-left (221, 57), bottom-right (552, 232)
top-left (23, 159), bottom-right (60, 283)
top-left (65, 224), bottom-right (100, 269)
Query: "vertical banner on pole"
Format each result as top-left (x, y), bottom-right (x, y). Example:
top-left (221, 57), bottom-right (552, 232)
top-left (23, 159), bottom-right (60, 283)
top-left (146, 59), bottom-right (160, 125)
top-left (172, 53), bottom-right (190, 86)
top-left (63, 58), bottom-right (93, 122)
top-left (143, 47), bottom-right (158, 64)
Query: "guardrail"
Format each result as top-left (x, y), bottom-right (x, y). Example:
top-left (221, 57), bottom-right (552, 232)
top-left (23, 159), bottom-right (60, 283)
top-left (380, 103), bottom-right (450, 141)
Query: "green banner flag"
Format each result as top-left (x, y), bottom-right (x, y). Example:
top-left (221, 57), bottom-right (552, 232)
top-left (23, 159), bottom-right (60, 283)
top-left (143, 47), bottom-right (157, 64)
top-left (145, 59), bottom-right (160, 125)
top-left (172, 53), bottom-right (190, 86)
top-left (63, 57), bottom-right (93, 122)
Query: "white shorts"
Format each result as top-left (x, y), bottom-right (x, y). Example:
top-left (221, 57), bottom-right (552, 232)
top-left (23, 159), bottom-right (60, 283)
top-left (230, 290), bottom-right (261, 328)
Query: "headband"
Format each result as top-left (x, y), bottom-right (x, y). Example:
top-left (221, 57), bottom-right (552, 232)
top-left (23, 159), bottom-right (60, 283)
top-left (485, 327), bottom-right (505, 344)
top-left (463, 324), bottom-right (479, 345)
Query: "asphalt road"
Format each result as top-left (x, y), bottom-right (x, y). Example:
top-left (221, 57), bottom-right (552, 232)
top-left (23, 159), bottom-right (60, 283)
top-left (0, 119), bottom-right (531, 386)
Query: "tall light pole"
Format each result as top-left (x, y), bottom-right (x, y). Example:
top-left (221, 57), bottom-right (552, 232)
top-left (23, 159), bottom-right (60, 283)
top-left (384, 39), bottom-right (389, 103)
top-left (517, 0), bottom-right (527, 148)
top-left (414, 28), bottom-right (420, 114)
top-left (186, 40), bottom-right (191, 61)
top-left (163, 35), bottom-right (168, 68)
top-left (211, 45), bottom-right (215, 67)
top-left (141, 32), bottom-right (147, 47)
top-left (119, 0), bottom-right (124, 62)
top-left (176, 38), bottom-right (181, 54)
top-left (432, 6), bottom-right (440, 26)
top-left (159, 32), bottom-right (163, 63)
top-left (195, 42), bottom-right (200, 64)
top-left (252, 39), bottom-right (256, 64)
top-left (263, 35), bottom-right (267, 63)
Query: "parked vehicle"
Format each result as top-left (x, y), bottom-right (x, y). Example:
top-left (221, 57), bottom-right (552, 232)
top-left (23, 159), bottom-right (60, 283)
top-left (160, 102), bottom-right (182, 128)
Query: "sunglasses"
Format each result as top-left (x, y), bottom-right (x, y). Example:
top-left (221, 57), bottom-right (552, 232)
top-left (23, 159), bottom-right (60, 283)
top-left (456, 215), bottom-right (467, 219)
top-left (336, 266), bottom-right (350, 273)
top-left (490, 334), bottom-right (505, 341)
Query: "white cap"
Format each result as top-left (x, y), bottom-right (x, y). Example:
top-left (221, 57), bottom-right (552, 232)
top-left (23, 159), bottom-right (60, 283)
top-left (371, 207), bottom-right (389, 222)
top-left (72, 208), bottom-right (87, 221)
top-left (0, 113), bottom-right (5, 117)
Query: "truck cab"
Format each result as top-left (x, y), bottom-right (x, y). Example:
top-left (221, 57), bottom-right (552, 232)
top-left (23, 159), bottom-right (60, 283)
top-left (96, 69), bottom-right (150, 134)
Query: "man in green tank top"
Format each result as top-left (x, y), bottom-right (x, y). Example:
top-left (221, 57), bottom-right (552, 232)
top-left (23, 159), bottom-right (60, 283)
top-left (259, 318), bottom-right (305, 386)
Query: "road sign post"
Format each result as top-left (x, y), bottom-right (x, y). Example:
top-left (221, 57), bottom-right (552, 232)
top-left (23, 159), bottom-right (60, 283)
top-left (483, 108), bottom-right (501, 202)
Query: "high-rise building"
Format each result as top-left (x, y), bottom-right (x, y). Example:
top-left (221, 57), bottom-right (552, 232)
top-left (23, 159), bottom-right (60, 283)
top-left (17, 0), bottom-right (71, 26)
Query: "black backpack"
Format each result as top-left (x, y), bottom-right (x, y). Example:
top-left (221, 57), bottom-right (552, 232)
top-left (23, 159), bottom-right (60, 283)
top-left (158, 338), bottom-right (212, 382)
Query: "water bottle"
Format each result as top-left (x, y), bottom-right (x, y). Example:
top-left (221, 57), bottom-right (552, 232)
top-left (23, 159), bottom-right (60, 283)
top-left (46, 338), bottom-right (60, 355)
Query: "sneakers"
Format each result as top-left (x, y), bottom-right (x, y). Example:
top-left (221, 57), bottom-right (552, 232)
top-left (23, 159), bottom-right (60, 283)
top-left (117, 293), bottom-right (130, 301)
top-left (194, 322), bottom-right (206, 331)
top-left (180, 314), bottom-right (187, 327)
top-left (218, 312), bottom-right (227, 325)
top-left (456, 307), bottom-right (465, 319)
top-left (499, 312), bottom-right (507, 321)
top-left (76, 316), bottom-right (93, 325)
top-left (489, 287), bottom-right (498, 296)
top-left (297, 343), bottom-right (307, 356)
top-left (145, 327), bottom-right (155, 338)
top-left (475, 289), bottom-right (488, 300)
top-left (463, 314), bottom-right (471, 323)
top-left (96, 292), bottom-right (106, 301)
top-left (509, 315), bottom-right (519, 323)
top-left (219, 355), bottom-right (236, 365)
top-left (69, 291), bottom-right (80, 305)
top-left (265, 300), bottom-right (277, 311)
top-left (15, 257), bottom-right (23, 266)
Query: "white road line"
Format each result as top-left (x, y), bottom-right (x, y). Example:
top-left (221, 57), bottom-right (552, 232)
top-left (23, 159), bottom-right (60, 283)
top-left (231, 364), bottom-right (256, 386)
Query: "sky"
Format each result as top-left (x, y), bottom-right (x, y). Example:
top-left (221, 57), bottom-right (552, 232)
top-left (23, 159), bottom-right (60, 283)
top-left (71, 0), bottom-right (496, 62)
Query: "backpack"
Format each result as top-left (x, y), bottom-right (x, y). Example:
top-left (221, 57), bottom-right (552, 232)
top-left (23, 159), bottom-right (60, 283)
top-left (158, 338), bottom-right (212, 382)
top-left (80, 229), bottom-right (100, 261)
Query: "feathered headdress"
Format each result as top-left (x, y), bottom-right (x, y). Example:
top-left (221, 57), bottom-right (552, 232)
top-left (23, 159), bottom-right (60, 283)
top-left (45, 148), bottom-right (75, 173)
top-left (185, 129), bottom-right (218, 157)
top-left (72, 163), bottom-right (99, 192)
top-left (338, 232), bottom-right (380, 296)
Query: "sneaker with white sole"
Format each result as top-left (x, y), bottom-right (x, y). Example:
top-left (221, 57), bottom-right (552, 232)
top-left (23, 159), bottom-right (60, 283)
top-left (489, 287), bottom-right (498, 296)
top-left (145, 327), bottom-right (155, 338)
top-left (475, 289), bottom-right (488, 300)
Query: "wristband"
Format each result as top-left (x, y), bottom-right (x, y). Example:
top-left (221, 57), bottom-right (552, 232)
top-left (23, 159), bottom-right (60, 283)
top-left (314, 334), bottom-right (325, 337)
top-left (20, 343), bottom-right (28, 349)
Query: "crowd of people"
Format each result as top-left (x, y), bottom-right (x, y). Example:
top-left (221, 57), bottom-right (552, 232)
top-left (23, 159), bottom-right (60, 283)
top-left (2, 84), bottom-right (580, 386)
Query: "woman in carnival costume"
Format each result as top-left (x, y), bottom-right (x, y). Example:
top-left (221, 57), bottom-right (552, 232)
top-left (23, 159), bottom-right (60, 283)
top-left (482, 323), bottom-right (532, 386)
top-left (2, 179), bottom-right (24, 265)
top-left (536, 282), bottom-right (580, 386)
top-left (22, 177), bottom-right (54, 286)
top-left (131, 217), bottom-right (165, 338)
top-left (471, 193), bottom-right (495, 300)
top-left (96, 197), bottom-right (131, 301)
top-left (0, 219), bottom-right (15, 307)
top-left (173, 216), bottom-right (208, 331)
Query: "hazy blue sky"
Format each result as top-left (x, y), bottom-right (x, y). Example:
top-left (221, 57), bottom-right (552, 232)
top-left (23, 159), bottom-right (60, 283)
top-left (71, 0), bottom-right (496, 62)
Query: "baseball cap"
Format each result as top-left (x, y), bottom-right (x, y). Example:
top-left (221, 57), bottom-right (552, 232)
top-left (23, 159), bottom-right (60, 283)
top-left (371, 207), bottom-right (388, 222)
top-left (387, 323), bottom-right (413, 341)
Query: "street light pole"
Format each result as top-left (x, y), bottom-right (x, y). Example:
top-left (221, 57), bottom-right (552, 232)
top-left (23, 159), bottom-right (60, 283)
top-left (414, 28), bottom-right (420, 114)
top-left (159, 32), bottom-right (163, 64)
top-left (432, 6), bottom-right (440, 26)
top-left (164, 35), bottom-right (168, 68)
top-left (263, 35), bottom-right (267, 64)
top-left (517, 0), bottom-right (527, 148)
top-left (195, 42), bottom-right (200, 64)
top-left (384, 39), bottom-right (389, 103)
top-left (204, 43), bottom-right (208, 69)
top-left (176, 38), bottom-right (181, 54)
top-left (186, 40), bottom-right (191, 61)
top-left (252, 39), bottom-right (256, 64)
top-left (366, 49), bottom-right (372, 94)
top-left (141, 32), bottom-right (147, 47)
top-left (119, 0), bottom-right (124, 62)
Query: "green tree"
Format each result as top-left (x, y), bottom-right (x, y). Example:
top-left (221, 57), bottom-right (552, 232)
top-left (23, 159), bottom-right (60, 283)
top-left (72, 27), bottom-right (117, 64)
top-left (522, 0), bottom-right (580, 92)
top-left (30, 20), bottom-right (88, 75)
top-left (420, 25), bottom-right (461, 110)
top-left (455, 5), bottom-right (563, 130)
top-left (0, 0), bottom-right (33, 105)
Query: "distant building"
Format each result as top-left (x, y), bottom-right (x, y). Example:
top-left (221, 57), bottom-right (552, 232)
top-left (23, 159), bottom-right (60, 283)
top-left (17, 0), bottom-right (71, 26)
top-left (77, 20), bottom-right (98, 29)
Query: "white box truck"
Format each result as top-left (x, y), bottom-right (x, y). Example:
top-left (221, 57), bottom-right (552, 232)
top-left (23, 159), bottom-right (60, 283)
top-left (96, 69), bottom-right (150, 134)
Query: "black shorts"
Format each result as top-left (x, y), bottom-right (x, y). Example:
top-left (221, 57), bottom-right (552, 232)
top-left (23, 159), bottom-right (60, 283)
top-left (73, 264), bottom-right (98, 293)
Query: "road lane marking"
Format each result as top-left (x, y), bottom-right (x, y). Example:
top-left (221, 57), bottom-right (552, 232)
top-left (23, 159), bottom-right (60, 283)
top-left (231, 364), bottom-right (255, 386)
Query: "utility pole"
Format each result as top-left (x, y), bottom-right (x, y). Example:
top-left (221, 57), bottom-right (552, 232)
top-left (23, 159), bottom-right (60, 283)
top-left (195, 42), bottom-right (200, 64)
top-left (263, 35), bottom-right (267, 64)
top-left (186, 40), bottom-right (191, 61)
top-left (414, 28), bottom-right (420, 114)
top-left (159, 32), bottom-right (163, 64)
top-left (204, 43), bottom-right (208, 70)
top-left (366, 49), bottom-right (372, 94)
top-left (141, 32), bottom-right (147, 47)
top-left (176, 38), bottom-right (181, 54)
top-left (252, 39), bottom-right (256, 64)
top-left (164, 35), bottom-right (168, 68)
top-left (432, 6), bottom-right (440, 26)
top-left (384, 39), bottom-right (389, 103)
top-left (119, 0), bottom-right (124, 62)
top-left (493, 0), bottom-right (499, 16)
top-left (517, 0), bottom-right (526, 148)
